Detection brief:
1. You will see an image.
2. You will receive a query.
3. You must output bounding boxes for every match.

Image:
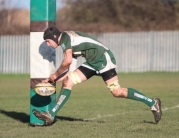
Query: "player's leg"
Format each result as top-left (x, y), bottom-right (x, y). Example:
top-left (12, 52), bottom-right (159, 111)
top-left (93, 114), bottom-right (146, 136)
top-left (32, 69), bottom-right (87, 125)
top-left (33, 66), bottom-right (97, 125)
top-left (98, 50), bottom-right (162, 123)
top-left (102, 70), bottom-right (154, 106)
top-left (101, 69), bottom-right (162, 123)
top-left (49, 68), bottom-right (89, 116)
top-left (49, 66), bottom-right (97, 117)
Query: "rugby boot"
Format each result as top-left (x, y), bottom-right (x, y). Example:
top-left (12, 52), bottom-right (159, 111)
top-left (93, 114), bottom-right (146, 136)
top-left (150, 98), bottom-right (162, 123)
top-left (32, 109), bottom-right (54, 126)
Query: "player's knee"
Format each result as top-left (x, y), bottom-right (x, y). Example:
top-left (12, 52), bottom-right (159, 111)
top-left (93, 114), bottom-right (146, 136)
top-left (62, 76), bottom-right (74, 88)
top-left (63, 72), bottom-right (82, 88)
top-left (106, 80), bottom-right (126, 97)
top-left (107, 80), bottom-right (120, 96)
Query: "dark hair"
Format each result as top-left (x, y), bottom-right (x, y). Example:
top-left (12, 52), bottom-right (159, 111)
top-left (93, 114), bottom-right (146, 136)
top-left (43, 26), bottom-right (61, 45)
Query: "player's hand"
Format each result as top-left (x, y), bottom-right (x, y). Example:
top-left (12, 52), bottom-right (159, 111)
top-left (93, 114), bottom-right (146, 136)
top-left (48, 72), bottom-right (58, 83)
top-left (50, 73), bottom-right (58, 82)
top-left (42, 78), bottom-right (50, 83)
top-left (42, 72), bottom-right (58, 83)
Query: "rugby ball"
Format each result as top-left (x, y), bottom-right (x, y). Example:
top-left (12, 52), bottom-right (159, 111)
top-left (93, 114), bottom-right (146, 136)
top-left (34, 82), bottom-right (56, 96)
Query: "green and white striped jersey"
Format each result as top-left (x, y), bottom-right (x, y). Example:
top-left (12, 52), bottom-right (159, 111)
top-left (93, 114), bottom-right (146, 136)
top-left (59, 31), bottom-right (109, 62)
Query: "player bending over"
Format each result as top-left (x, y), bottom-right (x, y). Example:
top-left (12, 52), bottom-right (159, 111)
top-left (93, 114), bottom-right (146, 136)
top-left (33, 26), bottom-right (162, 125)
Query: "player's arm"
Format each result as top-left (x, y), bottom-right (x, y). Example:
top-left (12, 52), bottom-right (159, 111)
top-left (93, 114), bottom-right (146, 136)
top-left (56, 56), bottom-right (78, 82)
top-left (56, 49), bottom-right (73, 76)
top-left (43, 49), bottom-right (72, 83)
top-left (52, 49), bottom-right (72, 81)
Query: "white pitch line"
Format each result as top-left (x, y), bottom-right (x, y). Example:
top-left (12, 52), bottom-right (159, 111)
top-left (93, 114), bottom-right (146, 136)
top-left (84, 112), bottom-right (127, 121)
top-left (162, 104), bottom-right (179, 111)
top-left (85, 105), bottom-right (179, 121)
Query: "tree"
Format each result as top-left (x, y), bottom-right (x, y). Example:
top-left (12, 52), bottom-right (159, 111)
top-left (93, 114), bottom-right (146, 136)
top-left (57, 0), bottom-right (178, 32)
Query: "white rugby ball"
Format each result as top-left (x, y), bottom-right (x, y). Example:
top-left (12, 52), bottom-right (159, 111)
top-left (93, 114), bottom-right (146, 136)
top-left (34, 83), bottom-right (56, 96)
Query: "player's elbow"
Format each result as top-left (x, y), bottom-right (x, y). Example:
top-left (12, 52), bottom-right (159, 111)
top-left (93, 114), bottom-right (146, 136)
top-left (66, 59), bottom-right (72, 67)
top-left (63, 57), bottom-right (72, 68)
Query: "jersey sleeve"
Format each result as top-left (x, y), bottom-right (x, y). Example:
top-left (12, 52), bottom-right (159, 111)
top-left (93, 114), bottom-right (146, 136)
top-left (59, 32), bottom-right (72, 52)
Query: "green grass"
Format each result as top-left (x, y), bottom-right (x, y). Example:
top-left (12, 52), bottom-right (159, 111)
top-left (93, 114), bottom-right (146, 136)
top-left (0, 72), bottom-right (179, 138)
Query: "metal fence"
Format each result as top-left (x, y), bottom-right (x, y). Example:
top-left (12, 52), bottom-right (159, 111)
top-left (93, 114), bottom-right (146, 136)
top-left (0, 31), bottom-right (179, 74)
top-left (0, 35), bottom-right (30, 74)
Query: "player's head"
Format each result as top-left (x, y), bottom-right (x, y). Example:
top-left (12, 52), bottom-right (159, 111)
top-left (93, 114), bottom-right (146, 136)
top-left (43, 26), bottom-right (61, 46)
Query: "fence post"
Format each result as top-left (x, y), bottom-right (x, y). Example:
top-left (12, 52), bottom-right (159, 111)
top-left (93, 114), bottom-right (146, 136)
top-left (30, 0), bottom-right (56, 125)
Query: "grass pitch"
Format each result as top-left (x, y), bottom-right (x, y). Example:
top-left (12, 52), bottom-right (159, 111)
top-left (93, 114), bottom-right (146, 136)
top-left (0, 72), bottom-right (179, 138)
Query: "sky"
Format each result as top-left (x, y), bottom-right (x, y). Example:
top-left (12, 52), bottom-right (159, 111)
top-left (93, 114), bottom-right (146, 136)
top-left (4, 0), bottom-right (63, 10)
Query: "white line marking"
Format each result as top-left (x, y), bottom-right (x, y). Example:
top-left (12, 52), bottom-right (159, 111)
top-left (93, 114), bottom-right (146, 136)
top-left (84, 113), bottom-right (127, 121)
top-left (162, 105), bottom-right (179, 111)
top-left (85, 105), bottom-right (179, 121)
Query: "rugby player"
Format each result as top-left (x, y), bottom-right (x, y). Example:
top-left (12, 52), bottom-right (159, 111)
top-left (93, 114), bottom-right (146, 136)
top-left (33, 26), bottom-right (162, 125)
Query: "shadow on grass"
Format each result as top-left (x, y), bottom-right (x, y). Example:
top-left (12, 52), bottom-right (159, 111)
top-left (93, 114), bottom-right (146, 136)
top-left (56, 116), bottom-right (92, 122)
top-left (0, 109), bottom-right (92, 124)
top-left (0, 109), bottom-right (29, 123)
top-left (143, 120), bottom-right (157, 124)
